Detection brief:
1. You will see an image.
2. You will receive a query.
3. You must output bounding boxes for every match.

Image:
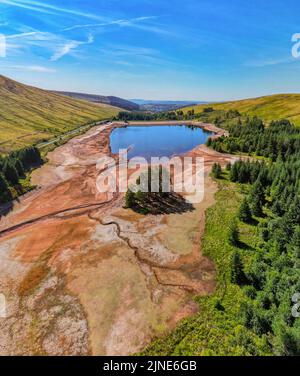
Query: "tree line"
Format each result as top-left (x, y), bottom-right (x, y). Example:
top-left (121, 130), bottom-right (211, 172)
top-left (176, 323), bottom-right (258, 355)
top-left (114, 108), bottom-right (242, 125)
top-left (114, 111), bottom-right (185, 122)
top-left (0, 147), bottom-right (43, 204)
top-left (210, 118), bottom-right (300, 355)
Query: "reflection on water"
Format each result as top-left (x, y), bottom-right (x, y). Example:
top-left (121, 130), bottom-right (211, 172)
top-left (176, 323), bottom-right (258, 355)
top-left (110, 125), bottom-right (212, 160)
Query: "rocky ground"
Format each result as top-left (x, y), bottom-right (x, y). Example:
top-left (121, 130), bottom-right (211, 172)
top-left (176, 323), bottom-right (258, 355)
top-left (0, 122), bottom-right (235, 355)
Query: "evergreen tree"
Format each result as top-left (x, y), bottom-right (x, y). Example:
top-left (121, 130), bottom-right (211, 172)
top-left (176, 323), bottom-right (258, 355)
top-left (239, 198), bottom-right (252, 223)
top-left (14, 159), bottom-right (25, 177)
top-left (230, 162), bottom-right (239, 182)
top-left (3, 162), bottom-right (19, 185)
top-left (226, 162), bottom-right (232, 171)
top-left (206, 116), bottom-right (300, 354)
top-left (228, 220), bottom-right (239, 246)
top-left (0, 173), bottom-right (12, 203)
top-left (249, 181), bottom-right (265, 217)
top-left (124, 189), bottom-right (135, 209)
top-left (212, 163), bottom-right (222, 179)
top-left (231, 251), bottom-right (245, 285)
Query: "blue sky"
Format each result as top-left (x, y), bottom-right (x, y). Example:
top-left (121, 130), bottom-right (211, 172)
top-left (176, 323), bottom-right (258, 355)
top-left (0, 0), bottom-right (300, 101)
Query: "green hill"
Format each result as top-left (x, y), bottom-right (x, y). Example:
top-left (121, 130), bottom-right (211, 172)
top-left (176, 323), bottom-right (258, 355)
top-left (184, 94), bottom-right (300, 126)
top-left (0, 75), bottom-right (120, 152)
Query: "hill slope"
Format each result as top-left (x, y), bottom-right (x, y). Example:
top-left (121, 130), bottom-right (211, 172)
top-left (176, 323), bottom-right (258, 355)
top-left (0, 75), bottom-right (120, 152)
top-left (185, 94), bottom-right (300, 126)
top-left (53, 91), bottom-right (139, 111)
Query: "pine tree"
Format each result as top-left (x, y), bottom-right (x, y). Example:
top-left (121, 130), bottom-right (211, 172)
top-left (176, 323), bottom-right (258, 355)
top-left (228, 220), bottom-right (240, 246)
top-left (212, 163), bottom-right (222, 179)
top-left (250, 195), bottom-right (264, 217)
top-left (249, 181), bottom-right (265, 217)
top-left (239, 198), bottom-right (252, 223)
top-left (124, 189), bottom-right (135, 208)
top-left (226, 162), bottom-right (232, 171)
top-left (0, 173), bottom-right (12, 203)
top-left (14, 159), bottom-right (25, 177)
top-left (230, 251), bottom-right (245, 285)
top-left (3, 162), bottom-right (19, 185)
top-left (230, 162), bottom-right (239, 182)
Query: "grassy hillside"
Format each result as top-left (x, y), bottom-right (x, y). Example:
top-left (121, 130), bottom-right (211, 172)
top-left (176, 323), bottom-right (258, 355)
top-left (0, 75), bottom-right (120, 152)
top-left (184, 94), bottom-right (300, 126)
top-left (52, 91), bottom-right (140, 111)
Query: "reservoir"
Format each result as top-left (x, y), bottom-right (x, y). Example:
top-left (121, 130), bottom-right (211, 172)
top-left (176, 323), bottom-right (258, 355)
top-left (110, 125), bottom-right (213, 160)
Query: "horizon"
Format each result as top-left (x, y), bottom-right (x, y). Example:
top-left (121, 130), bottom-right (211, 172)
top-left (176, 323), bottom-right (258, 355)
top-left (1, 0), bottom-right (300, 101)
top-left (4, 74), bottom-right (300, 105)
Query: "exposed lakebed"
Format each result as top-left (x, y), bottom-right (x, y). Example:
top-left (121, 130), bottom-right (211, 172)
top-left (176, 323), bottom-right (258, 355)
top-left (110, 125), bottom-right (213, 160)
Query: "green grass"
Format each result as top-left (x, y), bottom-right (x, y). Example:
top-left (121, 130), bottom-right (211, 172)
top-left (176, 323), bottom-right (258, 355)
top-left (140, 176), bottom-right (271, 356)
top-left (8, 171), bottom-right (36, 200)
top-left (0, 75), bottom-right (120, 153)
top-left (184, 94), bottom-right (300, 126)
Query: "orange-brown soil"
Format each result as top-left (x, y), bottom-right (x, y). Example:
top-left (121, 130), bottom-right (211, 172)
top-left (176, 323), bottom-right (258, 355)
top-left (0, 122), bottom-right (235, 355)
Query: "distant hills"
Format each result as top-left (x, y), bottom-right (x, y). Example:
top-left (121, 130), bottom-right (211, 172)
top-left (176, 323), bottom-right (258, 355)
top-left (130, 99), bottom-right (207, 112)
top-left (2, 73), bottom-right (300, 154)
top-left (0, 75), bottom-right (120, 152)
top-left (53, 94), bottom-right (204, 112)
top-left (130, 99), bottom-right (202, 106)
top-left (184, 94), bottom-right (300, 126)
top-left (53, 91), bottom-right (140, 111)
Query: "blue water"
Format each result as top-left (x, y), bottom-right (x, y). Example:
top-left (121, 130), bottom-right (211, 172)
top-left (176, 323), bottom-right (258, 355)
top-left (110, 125), bottom-right (212, 160)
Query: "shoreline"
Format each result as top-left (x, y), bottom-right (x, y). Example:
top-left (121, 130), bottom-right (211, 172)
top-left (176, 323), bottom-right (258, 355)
top-left (0, 120), bottom-right (227, 216)
top-left (111, 120), bottom-right (227, 137)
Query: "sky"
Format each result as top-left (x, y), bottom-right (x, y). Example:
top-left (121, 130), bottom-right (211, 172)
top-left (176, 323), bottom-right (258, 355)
top-left (0, 0), bottom-right (300, 101)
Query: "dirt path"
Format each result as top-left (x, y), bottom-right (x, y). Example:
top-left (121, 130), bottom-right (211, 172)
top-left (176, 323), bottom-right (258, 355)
top-left (0, 121), bottom-right (235, 355)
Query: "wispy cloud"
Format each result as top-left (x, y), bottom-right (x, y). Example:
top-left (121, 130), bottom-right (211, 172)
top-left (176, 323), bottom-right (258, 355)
top-left (126, 22), bottom-right (176, 37)
top-left (51, 34), bottom-right (94, 61)
top-left (245, 56), bottom-right (295, 67)
top-left (4, 27), bottom-right (95, 61)
top-left (0, 0), bottom-right (57, 15)
top-left (10, 64), bottom-right (56, 72)
top-left (95, 43), bottom-right (187, 69)
top-left (0, 0), bottom-right (105, 20)
top-left (62, 15), bottom-right (171, 36)
top-left (6, 31), bottom-right (47, 39)
top-left (3, 30), bottom-right (53, 55)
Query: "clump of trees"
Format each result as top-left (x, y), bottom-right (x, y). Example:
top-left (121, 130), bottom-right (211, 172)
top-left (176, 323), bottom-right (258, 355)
top-left (211, 117), bottom-right (300, 355)
top-left (209, 116), bottom-right (300, 158)
top-left (115, 111), bottom-right (182, 122)
top-left (124, 167), bottom-right (194, 215)
top-left (115, 108), bottom-right (242, 125)
top-left (124, 166), bottom-right (171, 214)
top-left (0, 146), bottom-right (43, 204)
top-left (211, 163), bottom-right (222, 178)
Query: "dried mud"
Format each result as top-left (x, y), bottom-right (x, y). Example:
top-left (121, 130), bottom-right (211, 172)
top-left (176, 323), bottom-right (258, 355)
top-left (0, 122), bottom-right (234, 355)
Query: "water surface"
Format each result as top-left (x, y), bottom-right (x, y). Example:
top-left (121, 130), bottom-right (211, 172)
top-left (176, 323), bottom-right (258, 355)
top-left (110, 125), bottom-right (212, 160)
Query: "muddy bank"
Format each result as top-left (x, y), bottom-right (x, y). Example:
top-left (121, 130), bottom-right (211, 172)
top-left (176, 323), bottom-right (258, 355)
top-left (0, 121), bottom-right (234, 355)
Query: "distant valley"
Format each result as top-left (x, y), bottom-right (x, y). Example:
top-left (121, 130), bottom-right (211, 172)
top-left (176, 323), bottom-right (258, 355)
top-left (130, 99), bottom-right (207, 112)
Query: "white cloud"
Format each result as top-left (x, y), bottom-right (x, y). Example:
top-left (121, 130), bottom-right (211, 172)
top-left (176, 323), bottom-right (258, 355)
top-left (62, 15), bottom-right (169, 36)
top-left (245, 56), bottom-right (295, 68)
top-left (0, 0), bottom-right (58, 15)
top-left (50, 41), bottom-right (80, 61)
top-left (0, 0), bottom-right (105, 20)
top-left (11, 64), bottom-right (56, 72)
top-left (6, 31), bottom-right (46, 39)
top-left (51, 34), bottom-right (94, 61)
top-left (4, 28), bottom-right (94, 61)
